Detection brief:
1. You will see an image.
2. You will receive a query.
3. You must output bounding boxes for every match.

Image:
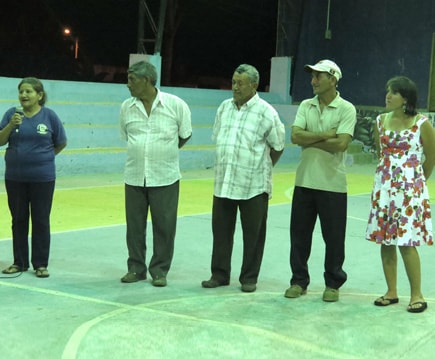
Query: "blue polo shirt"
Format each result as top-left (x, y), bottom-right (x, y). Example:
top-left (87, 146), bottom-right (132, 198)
top-left (0, 107), bottom-right (67, 182)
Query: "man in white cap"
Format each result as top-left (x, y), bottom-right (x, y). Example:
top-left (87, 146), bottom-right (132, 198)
top-left (284, 59), bottom-right (356, 302)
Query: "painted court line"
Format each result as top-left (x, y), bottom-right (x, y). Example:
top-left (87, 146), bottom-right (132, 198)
top-left (2, 199), bottom-right (434, 358)
top-left (0, 279), bottom-right (361, 359)
top-left (0, 213), bottom-right (210, 242)
top-left (0, 197), bottom-right (373, 242)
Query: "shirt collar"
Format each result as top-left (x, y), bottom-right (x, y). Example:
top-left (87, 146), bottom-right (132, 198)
top-left (309, 91), bottom-right (341, 108)
top-left (233, 92), bottom-right (259, 108)
top-left (128, 88), bottom-right (162, 108)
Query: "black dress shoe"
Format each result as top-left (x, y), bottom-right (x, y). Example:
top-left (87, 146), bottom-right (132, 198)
top-left (201, 278), bottom-right (229, 288)
top-left (241, 283), bottom-right (256, 292)
top-left (121, 272), bottom-right (147, 283)
top-left (152, 277), bottom-right (167, 287)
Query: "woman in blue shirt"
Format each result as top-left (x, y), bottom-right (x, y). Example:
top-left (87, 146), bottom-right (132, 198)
top-left (0, 77), bottom-right (67, 278)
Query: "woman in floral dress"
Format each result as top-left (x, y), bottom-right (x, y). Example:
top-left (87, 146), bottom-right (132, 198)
top-left (366, 76), bottom-right (435, 313)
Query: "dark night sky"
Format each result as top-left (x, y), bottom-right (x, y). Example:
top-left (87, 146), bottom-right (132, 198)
top-left (0, 0), bottom-right (278, 89)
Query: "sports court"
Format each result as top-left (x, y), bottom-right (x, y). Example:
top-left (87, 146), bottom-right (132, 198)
top-left (1, 164), bottom-right (434, 359)
top-left (1, 1), bottom-right (434, 357)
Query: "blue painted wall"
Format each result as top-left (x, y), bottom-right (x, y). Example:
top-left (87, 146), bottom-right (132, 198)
top-left (292, 0), bottom-right (434, 108)
top-left (0, 77), bottom-right (299, 176)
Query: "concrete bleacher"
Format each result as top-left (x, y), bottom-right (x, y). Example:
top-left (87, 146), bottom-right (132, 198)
top-left (0, 76), bottom-right (297, 176)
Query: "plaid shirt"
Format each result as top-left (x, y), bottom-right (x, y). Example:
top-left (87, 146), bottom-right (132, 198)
top-left (120, 90), bottom-right (192, 187)
top-left (212, 93), bottom-right (285, 199)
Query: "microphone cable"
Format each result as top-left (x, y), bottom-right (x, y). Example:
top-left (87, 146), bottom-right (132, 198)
top-left (0, 271), bottom-right (24, 279)
top-left (0, 106), bottom-right (25, 280)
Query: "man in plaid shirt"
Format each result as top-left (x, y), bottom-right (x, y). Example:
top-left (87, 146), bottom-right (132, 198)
top-left (202, 64), bottom-right (285, 293)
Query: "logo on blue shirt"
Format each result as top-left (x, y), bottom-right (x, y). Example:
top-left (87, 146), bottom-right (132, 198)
top-left (37, 124), bottom-right (48, 134)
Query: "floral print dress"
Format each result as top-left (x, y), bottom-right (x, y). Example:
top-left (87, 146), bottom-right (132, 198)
top-left (366, 114), bottom-right (433, 246)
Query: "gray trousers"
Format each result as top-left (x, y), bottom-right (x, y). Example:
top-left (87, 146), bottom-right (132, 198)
top-left (125, 181), bottom-right (179, 279)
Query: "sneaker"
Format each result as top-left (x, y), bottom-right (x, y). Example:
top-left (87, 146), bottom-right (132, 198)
top-left (201, 278), bottom-right (229, 288)
top-left (241, 283), bottom-right (257, 293)
top-left (121, 272), bottom-right (146, 283)
top-left (284, 284), bottom-right (307, 298)
top-left (323, 287), bottom-right (339, 302)
top-left (152, 277), bottom-right (167, 287)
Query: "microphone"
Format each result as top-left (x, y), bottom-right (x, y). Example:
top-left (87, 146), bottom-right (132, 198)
top-left (15, 106), bottom-right (24, 133)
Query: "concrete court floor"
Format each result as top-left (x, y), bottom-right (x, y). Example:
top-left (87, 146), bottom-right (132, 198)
top-left (1, 166), bottom-right (435, 359)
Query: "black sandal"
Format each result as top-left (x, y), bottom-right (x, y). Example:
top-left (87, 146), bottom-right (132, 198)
top-left (2, 264), bottom-right (28, 274)
top-left (407, 301), bottom-right (427, 313)
top-left (35, 267), bottom-right (49, 278)
top-left (374, 296), bottom-right (399, 306)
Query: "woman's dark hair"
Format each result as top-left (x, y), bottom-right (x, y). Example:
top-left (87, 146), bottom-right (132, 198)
top-left (386, 76), bottom-right (417, 116)
top-left (18, 77), bottom-right (47, 106)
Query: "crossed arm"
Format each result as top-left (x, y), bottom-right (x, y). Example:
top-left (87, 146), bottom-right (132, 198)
top-left (291, 126), bottom-right (352, 153)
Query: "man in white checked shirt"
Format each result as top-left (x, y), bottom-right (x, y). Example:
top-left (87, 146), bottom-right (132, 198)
top-left (202, 64), bottom-right (285, 293)
top-left (119, 61), bottom-right (192, 287)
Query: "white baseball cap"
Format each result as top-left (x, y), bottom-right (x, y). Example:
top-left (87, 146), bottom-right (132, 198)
top-left (304, 59), bottom-right (342, 81)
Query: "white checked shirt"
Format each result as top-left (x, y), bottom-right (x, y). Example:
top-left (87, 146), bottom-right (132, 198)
top-left (212, 93), bottom-right (285, 200)
top-left (120, 90), bottom-right (192, 187)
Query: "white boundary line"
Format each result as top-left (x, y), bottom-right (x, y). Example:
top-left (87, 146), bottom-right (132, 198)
top-left (0, 193), bottom-right (373, 242)
top-left (0, 280), bottom-right (363, 359)
top-left (1, 199), bottom-right (433, 358)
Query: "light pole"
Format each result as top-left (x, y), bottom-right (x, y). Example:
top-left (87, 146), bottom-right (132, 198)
top-left (63, 27), bottom-right (79, 59)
